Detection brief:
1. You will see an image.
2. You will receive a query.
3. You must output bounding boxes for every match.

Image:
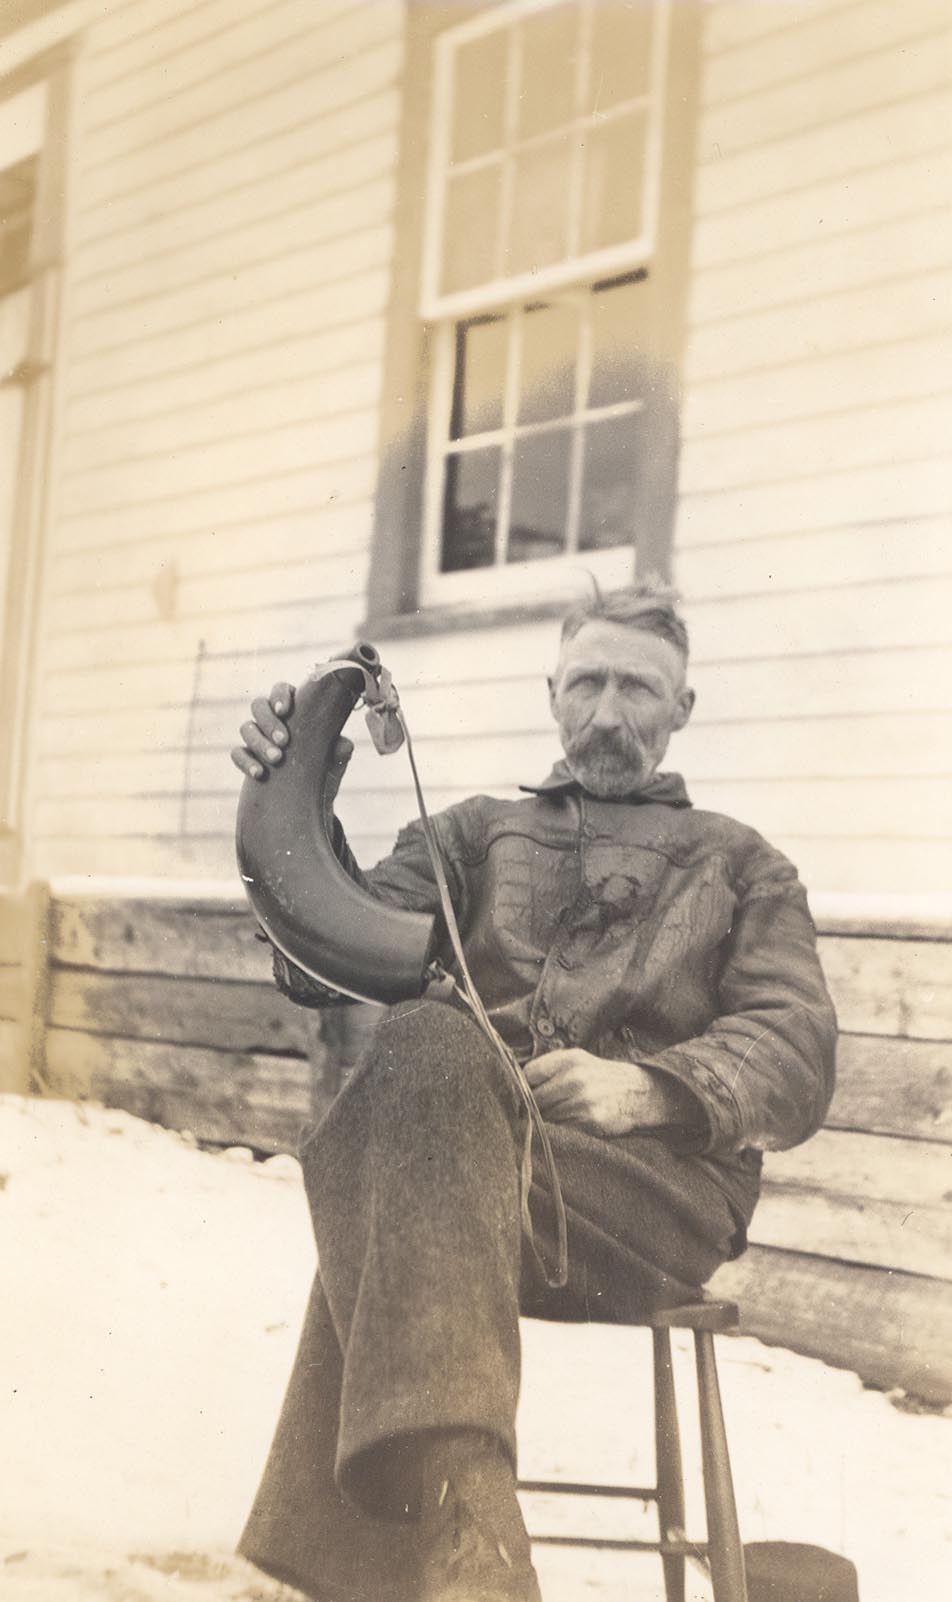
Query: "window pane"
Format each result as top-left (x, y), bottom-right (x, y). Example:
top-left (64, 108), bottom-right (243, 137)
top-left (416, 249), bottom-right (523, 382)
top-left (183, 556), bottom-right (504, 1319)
top-left (506, 133), bottom-right (573, 277)
top-left (441, 163), bottom-right (502, 296)
top-left (452, 317), bottom-right (507, 439)
top-left (580, 110), bottom-right (646, 254)
top-left (589, 276), bottom-right (648, 409)
top-left (451, 31), bottom-right (508, 163)
top-left (518, 300), bottom-right (577, 425)
top-left (578, 414), bottom-right (640, 550)
top-left (517, 3), bottom-right (579, 140)
top-left (508, 428), bottom-right (572, 563)
top-left (441, 447), bottom-right (501, 571)
top-left (586, 2), bottom-right (654, 114)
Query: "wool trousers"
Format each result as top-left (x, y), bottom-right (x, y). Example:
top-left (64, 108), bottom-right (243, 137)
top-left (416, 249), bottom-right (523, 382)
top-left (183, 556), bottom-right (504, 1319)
top-left (239, 1000), bottom-right (749, 1602)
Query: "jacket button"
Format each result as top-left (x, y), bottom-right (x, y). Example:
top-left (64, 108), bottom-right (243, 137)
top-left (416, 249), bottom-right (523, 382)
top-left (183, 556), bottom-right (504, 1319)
top-left (537, 1017), bottom-right (555, 1038)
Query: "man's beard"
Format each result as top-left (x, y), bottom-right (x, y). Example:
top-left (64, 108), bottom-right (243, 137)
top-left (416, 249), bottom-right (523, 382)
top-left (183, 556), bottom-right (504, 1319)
top-left (563, 735), bottom-right (648, 799)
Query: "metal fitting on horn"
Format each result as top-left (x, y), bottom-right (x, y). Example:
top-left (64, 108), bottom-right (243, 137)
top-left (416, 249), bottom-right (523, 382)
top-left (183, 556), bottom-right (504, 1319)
top-left (235, 643), bottom-right (438, 1005)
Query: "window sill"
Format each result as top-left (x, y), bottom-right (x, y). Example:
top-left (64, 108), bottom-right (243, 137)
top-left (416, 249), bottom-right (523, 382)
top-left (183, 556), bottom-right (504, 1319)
top-left (360, 593), bottom-right (595, 642)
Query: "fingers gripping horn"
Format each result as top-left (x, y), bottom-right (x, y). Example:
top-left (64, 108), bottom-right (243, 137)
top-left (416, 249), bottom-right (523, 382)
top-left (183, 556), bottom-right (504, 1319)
top-left (235, 643), bottom-right (438, 1005)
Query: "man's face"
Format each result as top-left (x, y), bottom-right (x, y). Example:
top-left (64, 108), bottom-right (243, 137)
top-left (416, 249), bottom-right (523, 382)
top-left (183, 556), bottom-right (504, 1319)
top-left (548, 620), bottom-right (695, 799)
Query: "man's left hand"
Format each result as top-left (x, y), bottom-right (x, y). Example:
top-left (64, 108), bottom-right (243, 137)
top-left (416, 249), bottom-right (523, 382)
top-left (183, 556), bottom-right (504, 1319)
top-left (523, 1048), bottom-right (688, 1138)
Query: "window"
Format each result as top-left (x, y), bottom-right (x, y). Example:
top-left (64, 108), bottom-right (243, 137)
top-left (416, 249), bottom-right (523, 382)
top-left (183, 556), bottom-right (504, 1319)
top-left (367, 0), bottom-right (697, 626)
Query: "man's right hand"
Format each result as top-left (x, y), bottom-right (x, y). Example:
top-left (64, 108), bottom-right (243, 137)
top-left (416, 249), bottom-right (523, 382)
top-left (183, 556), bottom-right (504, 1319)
top-left (230, 682), bottom-right (353, 801)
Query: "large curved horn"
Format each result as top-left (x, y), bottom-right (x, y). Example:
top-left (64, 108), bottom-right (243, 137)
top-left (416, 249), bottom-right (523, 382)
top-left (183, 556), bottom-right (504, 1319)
top-left (235, 643), bottom-right (438, 1005)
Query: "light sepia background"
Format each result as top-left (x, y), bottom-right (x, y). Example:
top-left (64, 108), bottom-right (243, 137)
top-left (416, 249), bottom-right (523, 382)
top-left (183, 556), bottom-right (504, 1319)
top-left (0, 0), bottom-right (950, 1597)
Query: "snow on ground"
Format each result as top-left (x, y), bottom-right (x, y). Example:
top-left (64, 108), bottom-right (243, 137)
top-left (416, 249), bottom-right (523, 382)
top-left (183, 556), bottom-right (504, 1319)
top-left (2, 1094), bottom-right (950, 1602)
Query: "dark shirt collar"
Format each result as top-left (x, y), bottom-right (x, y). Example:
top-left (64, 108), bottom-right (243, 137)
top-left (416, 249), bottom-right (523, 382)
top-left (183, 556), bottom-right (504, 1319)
top-left (520, 759), bottom-right (692, 808)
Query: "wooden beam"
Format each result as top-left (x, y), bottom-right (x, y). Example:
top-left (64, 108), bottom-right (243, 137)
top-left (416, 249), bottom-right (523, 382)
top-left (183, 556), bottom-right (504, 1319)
top-left (710, 1245), bottom-right (952, 1404)
top-left (51, 895), bottom-right (269, 981)
top-left (818, 935), bottom-right (952, 1040)
top-left (49, 968), bottom-right (309, 1055)
top-left (828, 1034), bottom-right (952, 1142)
top-left (43, 1027), bottom-right (318, 1154)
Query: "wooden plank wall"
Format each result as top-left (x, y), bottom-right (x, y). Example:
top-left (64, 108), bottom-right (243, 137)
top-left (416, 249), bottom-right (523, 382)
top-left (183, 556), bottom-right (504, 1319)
top-left (40, 892), bottom-right (335, 1153)
top-left (25, 889), bottom-right (952, 1402)
top-left (674, 0), bottom-right (952, 897)
top-left (27, 0), bottom-right (404, 881)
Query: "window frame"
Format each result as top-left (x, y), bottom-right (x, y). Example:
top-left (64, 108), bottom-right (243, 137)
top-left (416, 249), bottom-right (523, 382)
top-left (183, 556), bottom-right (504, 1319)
top-left (0, 46), bottom-right (69, 880)
top-left (364, 0), bottom-right (702, 637)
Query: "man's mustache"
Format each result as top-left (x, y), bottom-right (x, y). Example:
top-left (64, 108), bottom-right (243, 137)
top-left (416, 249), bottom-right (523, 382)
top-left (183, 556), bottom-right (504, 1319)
top-left (569, 732), bottom-right (641, 764)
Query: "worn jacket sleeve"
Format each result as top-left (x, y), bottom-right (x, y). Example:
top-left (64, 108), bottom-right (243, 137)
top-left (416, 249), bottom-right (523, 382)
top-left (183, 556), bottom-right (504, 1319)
top-left (266, 809), bottom-right (468, 1008)
top-left (637, 835), bottom-right (837, 1156)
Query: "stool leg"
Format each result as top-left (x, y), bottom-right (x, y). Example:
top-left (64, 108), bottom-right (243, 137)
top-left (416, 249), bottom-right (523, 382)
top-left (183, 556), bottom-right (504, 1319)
top-left (695, 1331), bottom-right (748, 1602)
top-left (652, 1328), bottom-right (686, 1602)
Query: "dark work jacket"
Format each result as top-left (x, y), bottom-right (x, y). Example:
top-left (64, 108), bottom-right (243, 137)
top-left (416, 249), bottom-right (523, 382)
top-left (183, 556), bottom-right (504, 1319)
top-left (271, 763), bottom-right (837, 1212)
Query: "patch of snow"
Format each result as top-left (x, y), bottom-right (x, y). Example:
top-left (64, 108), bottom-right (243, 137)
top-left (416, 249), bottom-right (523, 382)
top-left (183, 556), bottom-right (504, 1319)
top-left (2, 1094), bottom-right (950, 1601)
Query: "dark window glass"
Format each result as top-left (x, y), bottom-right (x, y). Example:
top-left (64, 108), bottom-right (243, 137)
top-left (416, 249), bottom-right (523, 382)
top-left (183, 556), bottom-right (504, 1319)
top-left (578, 414), bottom-right (640, 550)
top-left (442, 164), bottom-right (502, 295)
top-left (518, 300), bottom-right (577, 425)
top-left (580, 110), bottom-right (646, 254)
top-left (586, 2), bottom-right (654, 114)
top-left (589, 275), bottom-right (648, 408)
top-left (517, 3), bottom-right (579, 139)
top-left (441, 447), bottom-right (501, 571)
top-left (452, 317), bottom-right (507, 439)
top-left (452, 31), bottom-right (508, 163)
top-left (507, 133), bottom-right (573, 277)
top-left (508, 428), bottom-right (571, 563)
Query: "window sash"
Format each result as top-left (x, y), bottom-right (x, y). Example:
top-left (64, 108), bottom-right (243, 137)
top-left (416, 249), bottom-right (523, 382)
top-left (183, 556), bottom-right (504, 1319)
top-left (420, 0), bottom-right (671, 321)
top-left (421, 305), bottom-right (644, 606)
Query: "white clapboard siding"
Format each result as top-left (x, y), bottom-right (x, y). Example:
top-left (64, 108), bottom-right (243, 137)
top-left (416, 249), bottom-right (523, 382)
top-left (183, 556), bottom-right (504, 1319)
top-left (685, 269), bottom-right (951, 384)
top-left (80, 0), bottom-right (362, 111)
top-left (77, 35), bottom-right (403, 211)
top-left (49, 502), bottom-right (375, 594)
top-left (681, 334), bottom-right (952, 437)
top-left (69, 202), bottom-right (394, 356)
top-left (71, 90), bottom-right (400, 258)
top-left (680, 393), bottom-right (952, 496)
top-left (689, 209), bottom-right (952, 326)
top-left (676, 456), bottom-right (952, 547)
top-left (692, 144), bottom-right (952, 271)
top-left (72, 165), bottom-right (394, 322)
top-left (29, 0), bottom-right (403, 885)
top-left (61, 361), bottom-right (384, 479)
top-left (699, 12), bottom-right (948, 158)
top-left (72, 134), bottom-right (396, 302)
top-left (64, 264), bottom-right (392, 397)
top-left (694, 84), bottom-right (952, 217)
top-left (676, 520), bottom-right (952, 599)
top-left (703, 0), bottom-right (868, 55)
top-left (78, 2), bottom-right (399, 171)
top-left (702, 0), bottom-right (945, 106)
top-left (65, 317), bottom-right (386, 434)
top-left (56, 456), bottom-right (379, 553)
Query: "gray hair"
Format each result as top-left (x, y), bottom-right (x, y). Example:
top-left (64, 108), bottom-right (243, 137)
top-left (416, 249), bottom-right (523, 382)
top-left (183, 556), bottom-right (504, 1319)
top-left (559, 577), bottom-right (689, 661)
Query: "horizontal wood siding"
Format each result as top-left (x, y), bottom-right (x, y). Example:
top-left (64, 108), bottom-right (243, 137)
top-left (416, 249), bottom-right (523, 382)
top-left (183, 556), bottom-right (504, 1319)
top-left (28, 0), bottom-right (404, 882)
top-left (674, 0), bottom-right (952, 898)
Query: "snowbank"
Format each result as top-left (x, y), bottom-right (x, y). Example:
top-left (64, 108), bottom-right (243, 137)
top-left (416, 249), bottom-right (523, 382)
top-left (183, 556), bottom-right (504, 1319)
top-left (2, 1095), bottom-right (950, 1601)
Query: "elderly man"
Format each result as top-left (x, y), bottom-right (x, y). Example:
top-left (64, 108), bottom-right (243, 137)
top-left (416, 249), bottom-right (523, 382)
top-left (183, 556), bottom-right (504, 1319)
top-left (232, 585), bottom-right (837, 1602)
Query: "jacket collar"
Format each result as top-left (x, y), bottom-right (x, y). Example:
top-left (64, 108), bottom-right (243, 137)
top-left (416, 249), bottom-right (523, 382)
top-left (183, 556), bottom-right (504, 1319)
top-left (520, 759), bottom-right (692, 808)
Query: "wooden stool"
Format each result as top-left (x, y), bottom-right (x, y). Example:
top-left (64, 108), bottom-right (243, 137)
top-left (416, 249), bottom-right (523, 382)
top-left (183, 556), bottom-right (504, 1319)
top-left (519, 1299), bottom-right (748, 1602)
